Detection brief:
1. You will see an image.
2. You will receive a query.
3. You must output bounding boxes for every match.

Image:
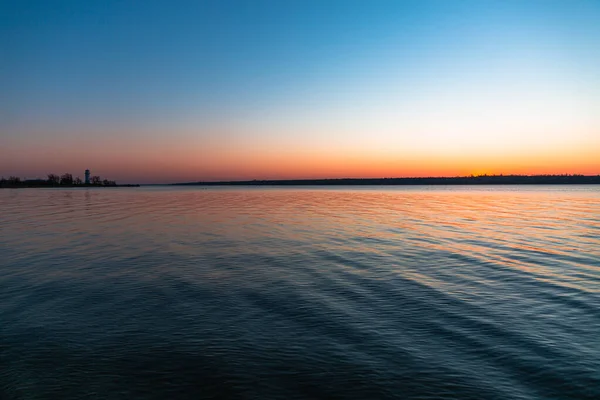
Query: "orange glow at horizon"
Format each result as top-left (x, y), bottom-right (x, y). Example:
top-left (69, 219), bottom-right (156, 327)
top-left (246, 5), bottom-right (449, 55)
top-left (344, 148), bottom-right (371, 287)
top-left (3, 125), bottom-right (599, 183)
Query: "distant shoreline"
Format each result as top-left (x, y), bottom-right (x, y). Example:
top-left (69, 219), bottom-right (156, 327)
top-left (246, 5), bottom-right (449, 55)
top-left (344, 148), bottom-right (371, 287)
top-left (1, 172), bottom-right (135, 189)
top-left (174, 175), bottom-right (600, 186)
top-left (0, 184), bottom-right (140, 189)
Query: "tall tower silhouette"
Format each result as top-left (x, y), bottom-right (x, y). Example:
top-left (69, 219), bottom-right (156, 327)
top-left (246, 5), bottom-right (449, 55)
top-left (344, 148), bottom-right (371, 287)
top-left (85, 169), bottom-right (90, 185)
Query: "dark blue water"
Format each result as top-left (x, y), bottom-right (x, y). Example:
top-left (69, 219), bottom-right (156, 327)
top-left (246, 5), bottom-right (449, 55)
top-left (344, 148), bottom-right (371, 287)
top-left (1, 186), bottom-right (599, 399)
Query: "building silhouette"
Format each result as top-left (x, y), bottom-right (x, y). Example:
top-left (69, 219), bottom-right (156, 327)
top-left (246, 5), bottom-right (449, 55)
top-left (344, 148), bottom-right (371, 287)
top-left (85, 169), bottom-right (90, 185)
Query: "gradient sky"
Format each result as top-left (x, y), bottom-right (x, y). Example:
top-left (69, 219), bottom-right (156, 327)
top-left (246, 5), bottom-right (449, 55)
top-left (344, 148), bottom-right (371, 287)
top-left (2, 0), bottom-right (599, 183)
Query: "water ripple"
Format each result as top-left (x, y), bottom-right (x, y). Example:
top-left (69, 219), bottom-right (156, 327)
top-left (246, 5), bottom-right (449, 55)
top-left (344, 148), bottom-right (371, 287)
top-left (1, 185), bottom-right (599, 399)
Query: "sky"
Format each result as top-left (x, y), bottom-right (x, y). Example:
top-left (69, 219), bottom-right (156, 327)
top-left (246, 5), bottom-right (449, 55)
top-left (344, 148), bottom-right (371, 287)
top-left (1, 0), bottom-right (599, 183)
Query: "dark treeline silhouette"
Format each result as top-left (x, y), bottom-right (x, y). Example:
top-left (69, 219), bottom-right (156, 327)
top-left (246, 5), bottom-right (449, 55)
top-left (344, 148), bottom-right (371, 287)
top-left (0, 173), bottom-right (138, 188)
top-left (176, 174), bottom-right (600, 186)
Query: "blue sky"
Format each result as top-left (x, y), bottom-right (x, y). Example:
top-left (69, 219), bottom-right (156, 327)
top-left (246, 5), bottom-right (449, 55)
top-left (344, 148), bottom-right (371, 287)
top-left (2, 0), bottom-right (599, 182)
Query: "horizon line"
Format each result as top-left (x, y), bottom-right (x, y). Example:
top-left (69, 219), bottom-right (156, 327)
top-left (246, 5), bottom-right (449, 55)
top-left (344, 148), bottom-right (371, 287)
top-left (171, 174), bottom-right (600, 186)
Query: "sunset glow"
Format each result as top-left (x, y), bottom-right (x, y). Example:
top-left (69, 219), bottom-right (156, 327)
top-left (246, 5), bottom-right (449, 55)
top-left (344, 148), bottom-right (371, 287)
top-left (2, 0), bottom-right (599, 183)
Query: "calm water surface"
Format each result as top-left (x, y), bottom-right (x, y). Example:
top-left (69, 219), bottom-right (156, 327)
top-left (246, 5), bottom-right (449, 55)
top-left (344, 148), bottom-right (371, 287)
top-left (1, 186), bottom-right (599, 399)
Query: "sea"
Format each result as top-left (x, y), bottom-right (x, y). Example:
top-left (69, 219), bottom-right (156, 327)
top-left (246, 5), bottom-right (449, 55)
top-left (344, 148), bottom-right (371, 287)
top-left (1, 185), bottom-right (599, 399)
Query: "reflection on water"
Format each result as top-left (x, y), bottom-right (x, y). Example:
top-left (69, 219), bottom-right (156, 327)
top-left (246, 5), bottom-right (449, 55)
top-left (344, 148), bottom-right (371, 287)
top-left (1, 186), bottom-right (599, 399)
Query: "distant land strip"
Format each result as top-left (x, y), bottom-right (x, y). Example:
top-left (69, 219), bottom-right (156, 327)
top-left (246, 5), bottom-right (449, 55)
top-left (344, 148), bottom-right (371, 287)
top-left (175, 175), bottom-right (600, 186)
top-left (0, 183), bottom-right (140, 189)
top-left (0, 173), bottom-right (139, 188)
